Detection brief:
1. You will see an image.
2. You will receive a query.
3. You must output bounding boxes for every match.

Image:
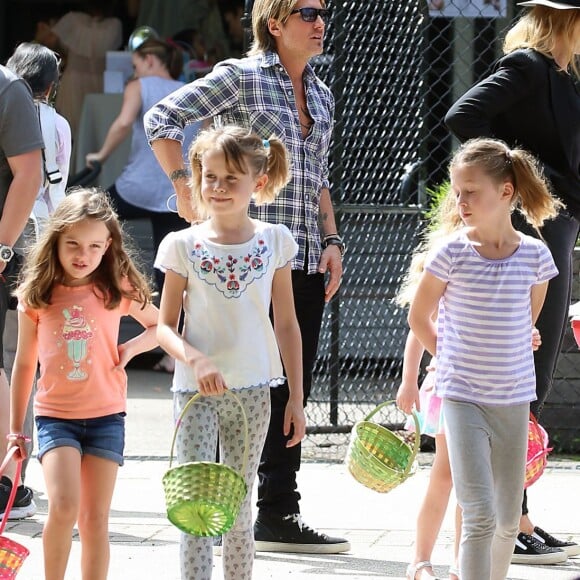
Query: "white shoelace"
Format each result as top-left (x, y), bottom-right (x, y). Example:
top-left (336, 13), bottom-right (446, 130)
top-left (282, 513), bottom-right (305, 532)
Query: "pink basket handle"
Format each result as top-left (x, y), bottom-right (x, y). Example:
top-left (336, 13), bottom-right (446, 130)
top-left (0, 447), bottom-right (22, 535)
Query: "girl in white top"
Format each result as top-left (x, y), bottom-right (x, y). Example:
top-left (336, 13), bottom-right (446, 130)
top-left (154, 125), bottom-right (306, 580)
top-left (409, 138), bottom-right (560, 580)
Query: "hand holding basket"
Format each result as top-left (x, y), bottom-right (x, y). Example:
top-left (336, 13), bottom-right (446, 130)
top-left (162, 390), bottom-right (249, 537)
top-left (0, 447), bottom-right (29, 578)
top-left (346, 400), bottom-right (421, 493)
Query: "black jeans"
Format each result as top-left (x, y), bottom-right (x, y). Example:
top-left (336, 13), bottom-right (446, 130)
top-left (107, 185), bottom-right (188, 295)
top-left (256, 270), bottom-right (325, 517)
top-left (513, 209), bottom-right (580, 515)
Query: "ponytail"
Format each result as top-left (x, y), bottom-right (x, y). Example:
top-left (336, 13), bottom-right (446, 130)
top-left (509, 148), bottom-right (563, 229)
top-left (450, 138), bottom-right (562, 230)
top-left (135, 39), bottom-right (184, 80)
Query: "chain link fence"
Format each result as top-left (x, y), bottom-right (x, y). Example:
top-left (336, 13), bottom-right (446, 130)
top-left (304, 0), bottom-right (580, 456)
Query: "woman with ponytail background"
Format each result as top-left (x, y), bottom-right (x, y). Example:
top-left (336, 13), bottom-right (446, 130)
top-left (86, 38), bottom-right (199, 303)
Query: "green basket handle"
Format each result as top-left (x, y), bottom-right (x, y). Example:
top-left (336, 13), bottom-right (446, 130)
top-left (363, 399), bottom-right (421, 479)
top-left (168, 390), bottom-right (249, 480)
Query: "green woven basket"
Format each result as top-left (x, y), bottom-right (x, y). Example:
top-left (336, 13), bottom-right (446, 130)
top-left (162, 391), bottom-right (249, 537)
top-left (346, 400), bottom-right (420, 493)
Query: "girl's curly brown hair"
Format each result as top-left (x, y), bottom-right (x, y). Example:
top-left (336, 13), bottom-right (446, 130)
top-left (17, 188), bottom-right (152, 310)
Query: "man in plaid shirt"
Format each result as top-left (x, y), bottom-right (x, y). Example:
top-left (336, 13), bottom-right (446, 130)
top-left (145, 0), bottom-right (348, 555)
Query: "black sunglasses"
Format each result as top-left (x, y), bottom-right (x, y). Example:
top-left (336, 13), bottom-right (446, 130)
top-left (289, 7), bottom-right (329, 22)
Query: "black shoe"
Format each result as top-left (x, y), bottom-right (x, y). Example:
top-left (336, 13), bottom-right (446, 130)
top-left (511, 532), bottom-right (568, 565)
top-left (254, 513), bottom-right (350, 554)
top-left (0, 476), bottom-right (37, 520)
top-left (533, 526), bottom-right (580, 558)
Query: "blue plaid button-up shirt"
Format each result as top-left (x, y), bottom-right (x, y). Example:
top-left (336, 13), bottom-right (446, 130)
top-left (145, 51), bottom-right (335, 273)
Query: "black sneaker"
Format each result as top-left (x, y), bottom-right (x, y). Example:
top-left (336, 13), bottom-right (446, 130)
top-left (0, 476), bottom-right (37, 520)
top-left (511, 532), bottom-right (568, 565)
top-left (254, 513), bottom-right (350, 554)
top-left (533, 526), bottom-right (580, 558)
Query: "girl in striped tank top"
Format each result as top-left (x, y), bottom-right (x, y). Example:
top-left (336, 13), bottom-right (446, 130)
top-left (408, 138), bottom-right (560, 580)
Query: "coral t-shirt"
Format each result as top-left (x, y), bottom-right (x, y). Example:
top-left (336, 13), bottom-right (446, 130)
top-left (21, 283), bottom-right (131, 419)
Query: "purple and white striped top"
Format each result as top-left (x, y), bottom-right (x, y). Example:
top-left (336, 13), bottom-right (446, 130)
top-left (424, 230), bottom-right (558, 406)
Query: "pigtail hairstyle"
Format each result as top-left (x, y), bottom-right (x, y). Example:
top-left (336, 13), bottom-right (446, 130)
top-left (17, 188), bottom-right (152, 310)
top-left (395, 183), bottom-right (463, 308)
top-left (450, 138), bottom-right (563, 231)
top-left (188, 125), bottom-right (291, 219)
top-left (257, 134), bottom-right (291, 202)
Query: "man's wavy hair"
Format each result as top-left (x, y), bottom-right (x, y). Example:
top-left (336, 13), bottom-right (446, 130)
top-left (249, 0), bottom-right (326, 55)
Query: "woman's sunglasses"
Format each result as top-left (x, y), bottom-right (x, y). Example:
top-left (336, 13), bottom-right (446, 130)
top-left (289, 7), bottom-right (329, 23)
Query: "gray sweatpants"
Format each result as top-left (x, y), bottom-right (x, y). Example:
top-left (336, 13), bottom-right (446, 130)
top-left (174, 387), bottom-right (271, 580)
top-left (443, 399), bottom-right (528, 580)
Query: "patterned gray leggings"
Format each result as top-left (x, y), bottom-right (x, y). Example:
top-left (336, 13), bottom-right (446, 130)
top-left (174, 387), bottom-right (271, 580)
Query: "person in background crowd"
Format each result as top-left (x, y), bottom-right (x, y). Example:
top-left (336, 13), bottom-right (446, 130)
top-left (85, 38), bottom-right (195, 296)
top-left (445, 0), bottom-right (580, 565)
top-left (128, 0), bottom-right (229, 62)
top-left (86, 38), bottom-right (197, 374)
top-left (35, 0), bottom-right (123, 141)
top-left (144, 0), bottom-right (349, 554)
top-left (220, 0), bottom-right (245, 58)
top-left (4, 40), bottom-right (72, 488)
top-left (0, 62), bottom-right (43, 519)
top-left (6, 42), bottom-right (71, 239)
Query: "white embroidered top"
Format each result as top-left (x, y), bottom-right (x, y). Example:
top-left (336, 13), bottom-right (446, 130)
top-left (155, 221), bottom-right (298, 392)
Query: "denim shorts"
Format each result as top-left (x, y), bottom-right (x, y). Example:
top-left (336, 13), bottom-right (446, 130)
top-left (35, 413), bottom-right (126, 466)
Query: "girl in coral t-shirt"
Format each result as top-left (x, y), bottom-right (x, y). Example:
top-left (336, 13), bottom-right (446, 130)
top-left (8, 188), bottom-right (158, 579)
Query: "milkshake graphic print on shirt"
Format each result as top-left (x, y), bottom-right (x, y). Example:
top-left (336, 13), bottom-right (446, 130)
top-left (61, 305), bottom-right (93, 380)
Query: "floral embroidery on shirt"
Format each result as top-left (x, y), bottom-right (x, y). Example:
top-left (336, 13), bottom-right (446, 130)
top-left (189, 238), bottom-right (271, 298)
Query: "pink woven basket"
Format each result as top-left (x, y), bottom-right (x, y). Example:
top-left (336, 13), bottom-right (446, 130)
top-left (0, 448), bottom-right (29, 578)
top-left (525, 414), bottom-right (551, 489)
top-left (571, 317), bottom-right (580, 349)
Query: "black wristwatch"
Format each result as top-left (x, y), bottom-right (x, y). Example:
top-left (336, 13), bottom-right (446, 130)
top-left (0, 244), bottom-right (14, 263)
top-left (322, 234), bottom-right (346, 257)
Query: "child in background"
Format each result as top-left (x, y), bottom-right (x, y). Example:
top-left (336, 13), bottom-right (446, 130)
top-left (155, 125), bottom-right (306, 580)
top-left (396, 188), bottom-right (463, 580)
top-left (408, 138), bottom-right (560, 580)
top-left (8, 189), bottom-right (159, 580)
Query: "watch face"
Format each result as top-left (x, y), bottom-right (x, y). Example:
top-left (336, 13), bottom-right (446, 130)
top-left (0, 247), bottom-right (12, 261)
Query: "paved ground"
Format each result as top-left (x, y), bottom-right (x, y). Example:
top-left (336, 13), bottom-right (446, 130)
top-left (5, 369), bottom-right (580, 579)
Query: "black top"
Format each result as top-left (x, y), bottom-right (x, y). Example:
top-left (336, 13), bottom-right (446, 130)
top-left (446, 49), bottom-right (580, 218)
